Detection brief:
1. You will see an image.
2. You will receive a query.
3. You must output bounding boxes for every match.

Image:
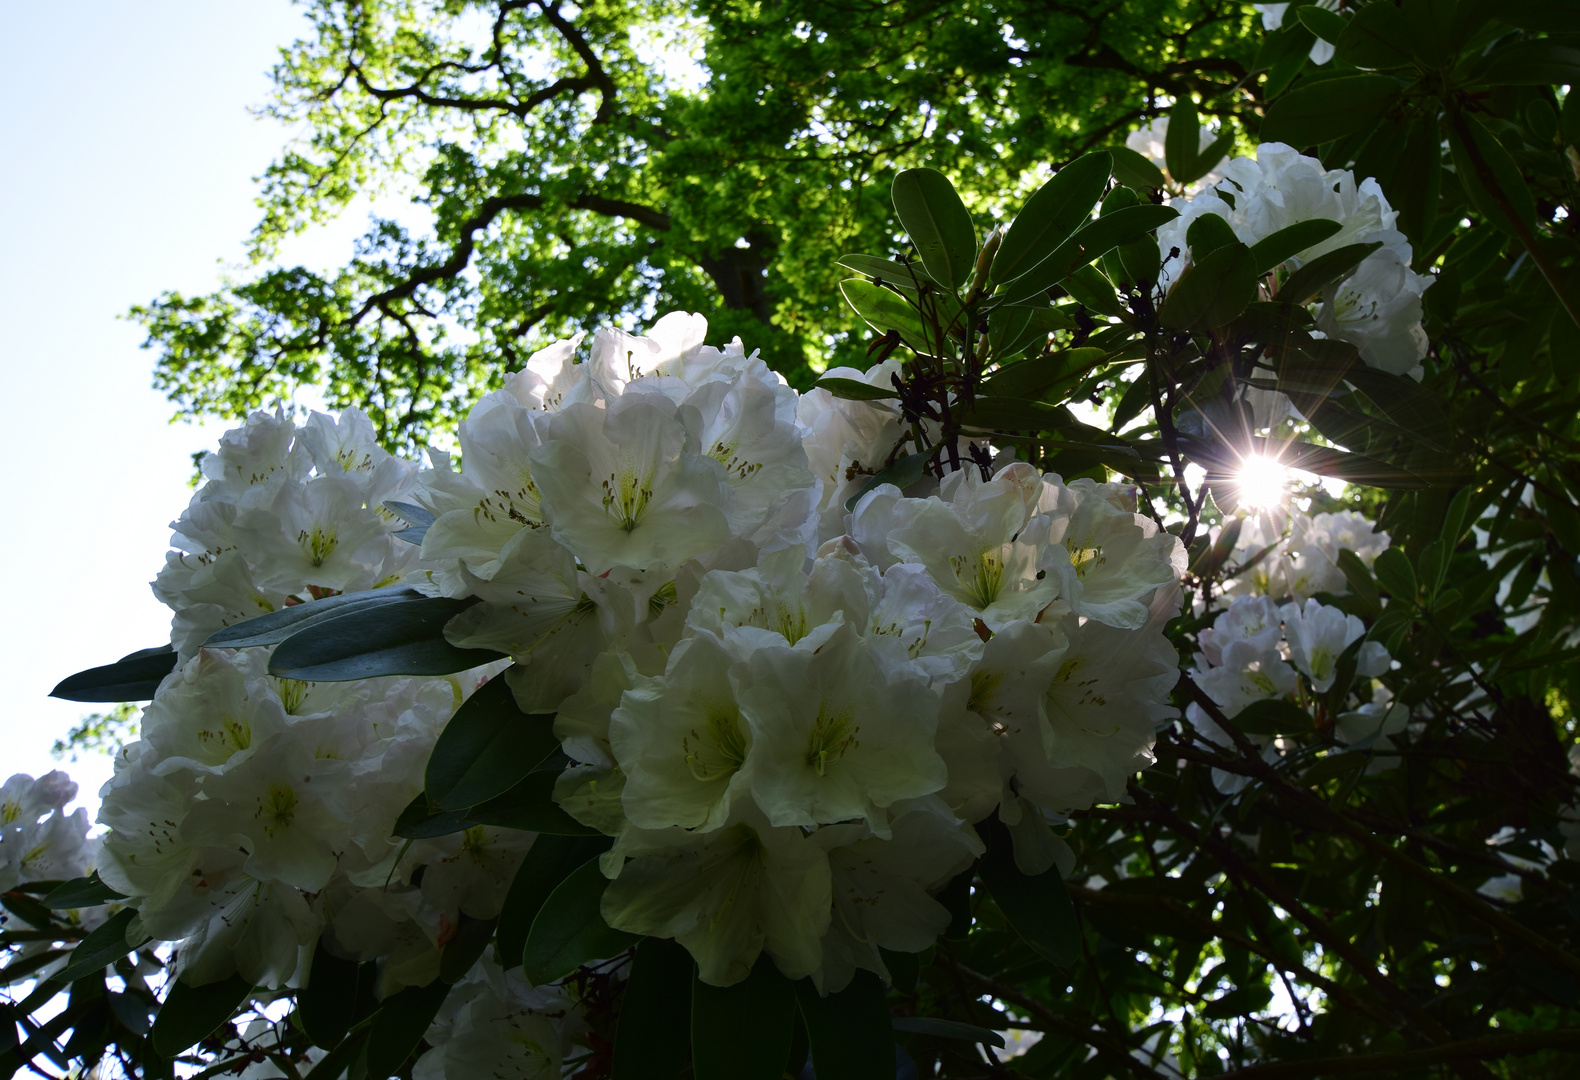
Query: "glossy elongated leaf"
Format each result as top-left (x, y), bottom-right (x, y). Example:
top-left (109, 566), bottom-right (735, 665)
top-left (692, 955), bottom-right (797, 1080)
top-left (524, 858), bottom-right (640, 985)
top-left (844, 450), bottom-right (932, 511)
top-left (299, 939), bottom-right (359, 1048)
top-left (364, 979), bottom-right (450, 1078)
top-left (393, 792), bottom-right (471, 839)
top-left (1499, 0), bottom-right (1580, 31)
top-left (1345, 367), bottom-right (1454, 454)
top-left (836, 253), bottom-right (940, 288)
top-left (612, 937), bottom-right (693, 1080)
top-left (466, 768), bottom-right (600, 835)
top-left (977, 815), bottom-right (1081, 968)
top-left (150, 974), bottom-right (252, 1056)
top-left (1448, 114), bottom-right (1537, 232)
top-left (385, 500), bottom-right (435, 546)
top-left (794, 970), bottom-right (897, 1080)
top-left (960, 397), bottom-right (1064, 433)
top-left (982, 347), bottom-right (1108, 400)
top-left (839, 278), bottom-right (937, 354)
top-left (498, 834), bottom-right (613, 970)
top-left (987, 305), bottom-right (1033, 361)
top-left (1164, 97), bottom-right (1201, 184)
top-left (1277, 242), bottom-right (1384, 306)
top-left (1063, 264), bottom-right (1125, 318)
top-left (425, 675), bottom-right (560, 810)
top-left (1337, 549), bottom-right (1383, 618)
top-left (892, 1017), bottom-right (1007, 1049)
top-left (203, 586), bottom-right (428, 649)
top-left (1177, 131), bottom-right (1233, 186)
top-left (1248, 219), bottom-right (1343, 274)
top-left (1185, 212), bottom-right (1239, 260)
top-left (1108, 144), bottom-right (1166, 191)
top-left (1229, 699), bottom-right (1316, 736)
top-left (43, 873), bottom-right (127, 909)
top-left (439, 913), bottom-right (498, 983)
top-left (1374, 547), bottom-right (1418, 602)
top-left (813, 377), bottom-right (899, 401)
top-left (891, 168), bottom-right (978, 290)
top-left (57, 909), bottom-right (138, 984)
top-left (51, 645), bottom-right (176, 703)
top-left (1337, 0), bottom-right (1413, 68)
top-left (303, 1029), bottom-right (370, 1080)
top-left (1476, 42), bottom-right (1580, 86)
top-left (267, 595), bottom-right (503, 680)
top-left (1261, 74), bottom-right (1400, 147)
top-left (1157, 242), bottom-right (1258, 330)
top-left (997, 204), bottom-right (1179, 306)
top-left (991, 152), bottom-right (1111, 285)
top-left (1295, 4), bottom-right (1347, 44)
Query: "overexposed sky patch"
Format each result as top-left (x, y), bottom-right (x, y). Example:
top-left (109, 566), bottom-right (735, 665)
top-left (0, 1), bottom-right (391, 814)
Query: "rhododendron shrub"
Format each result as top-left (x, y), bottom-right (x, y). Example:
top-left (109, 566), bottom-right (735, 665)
top-left (10, 12), bottom-right (1580, 1070)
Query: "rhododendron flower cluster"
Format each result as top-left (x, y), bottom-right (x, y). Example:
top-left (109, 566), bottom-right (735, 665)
top-left (73, 311), bottom-right (1187, 1030)
top-left (1158, 142), bottom-right (1433, 376)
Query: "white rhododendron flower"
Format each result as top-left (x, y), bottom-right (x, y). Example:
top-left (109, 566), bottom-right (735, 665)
top-left (1154, 140), bottom-right (1432, 373)
top-left (56, 311), bottom-right (1195, 1007)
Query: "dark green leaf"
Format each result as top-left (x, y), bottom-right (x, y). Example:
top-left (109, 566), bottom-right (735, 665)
top-left (692, 954), bottom-right (797, 1080)
top-left (364, 979), bottom-right (449, 1078)
top-left (835, 254), bottom-right (939, 289)
top-left (960, 397), bottom-right (1064, 433)
top-left (300, 940), bottom-right (359, 1048)
top-left (1374, 547), bottom-right (1418, 602)
top-left (977, 816), bottom-right (1080, 968)
top-left (1476, 42), bottom-right (1580, 85)
top-left (267, 595), bottom-right (503, 681)
top-left (1229, 699), bottom-right (1315, 737)
top-left (839, 278), bottom-right (937, 355)
top-left (425, 675), bottom-right (559, 810)
top-left (439, 913), bottom-right (498, 983)
top-left (794, 971), bottom-right (897, 1080)
top-left (204, 586), bottom-right (429, 649)
top-left (891, 168), bottom-right (978, 290)
top-left (1499, 0), bottom-right (1580, 31)
top-left (1278, 242), bottom-right (1385, 306)
top-left (393, 792), bottom-right (472, 839)
top-left (991, 152), bottom-right (1112, 285)
top-left (42, 873), bottom-right (126, 909)
top-left (1337, 549), bottom-right (1382, 618)
top-left (1063, 264), bottom-right (1126, 318)
top-left (987, 305), bottom-right (1034, 361)
top-left (466, 769), bottom-right (600, 835)
top-left (51, 646), bottom-right (176, 703)
top-left (498, 834), bottom-right (613, 970)
top-left (303, 1028), bottom-right (370, 1080)
top-left (1185, 213), bottom-right (1240, 260)
top-left (892, 1016), bottom-right (1007, 1049)
top-left (1338, 1), bottom-right (1413, 67)
top-left (57, 909), bottom-right (138, 984)
top-left (151, 974), bottom-right (252, 1057)
top-left (1178, 131), bottom-right (1233, 186)
top-left (1247, 219), bottom-right (1343, 275)
top-left (1261, 74), bottom-right (1401, 147)
top-left (998, 204), bottom-right (1179, 305)
top-left (612, 938), bottom-right (693, 1080)
top-left (844, 451), bottom-right (932, 511)
top-left (1108, 145), bottom-right (1166, 190)
top-left (523, 858), bottom-right (640, 985)
top-left (1448, 114), bottom-right (1537, 232)
top-left (1165, 97), bottom-right (1201, 184)
top-left (814, 377), bottom-right (900, 401)
top-left (1158, 242), bottom-right (1258, 330)
top-left (1296, 4), bottom-right (1348, 44)
top-left (982, 347), bottom-right (1108, 400)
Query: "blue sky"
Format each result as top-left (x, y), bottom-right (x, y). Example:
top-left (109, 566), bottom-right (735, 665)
top-left (0, 1), bottom-right (375, 812)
